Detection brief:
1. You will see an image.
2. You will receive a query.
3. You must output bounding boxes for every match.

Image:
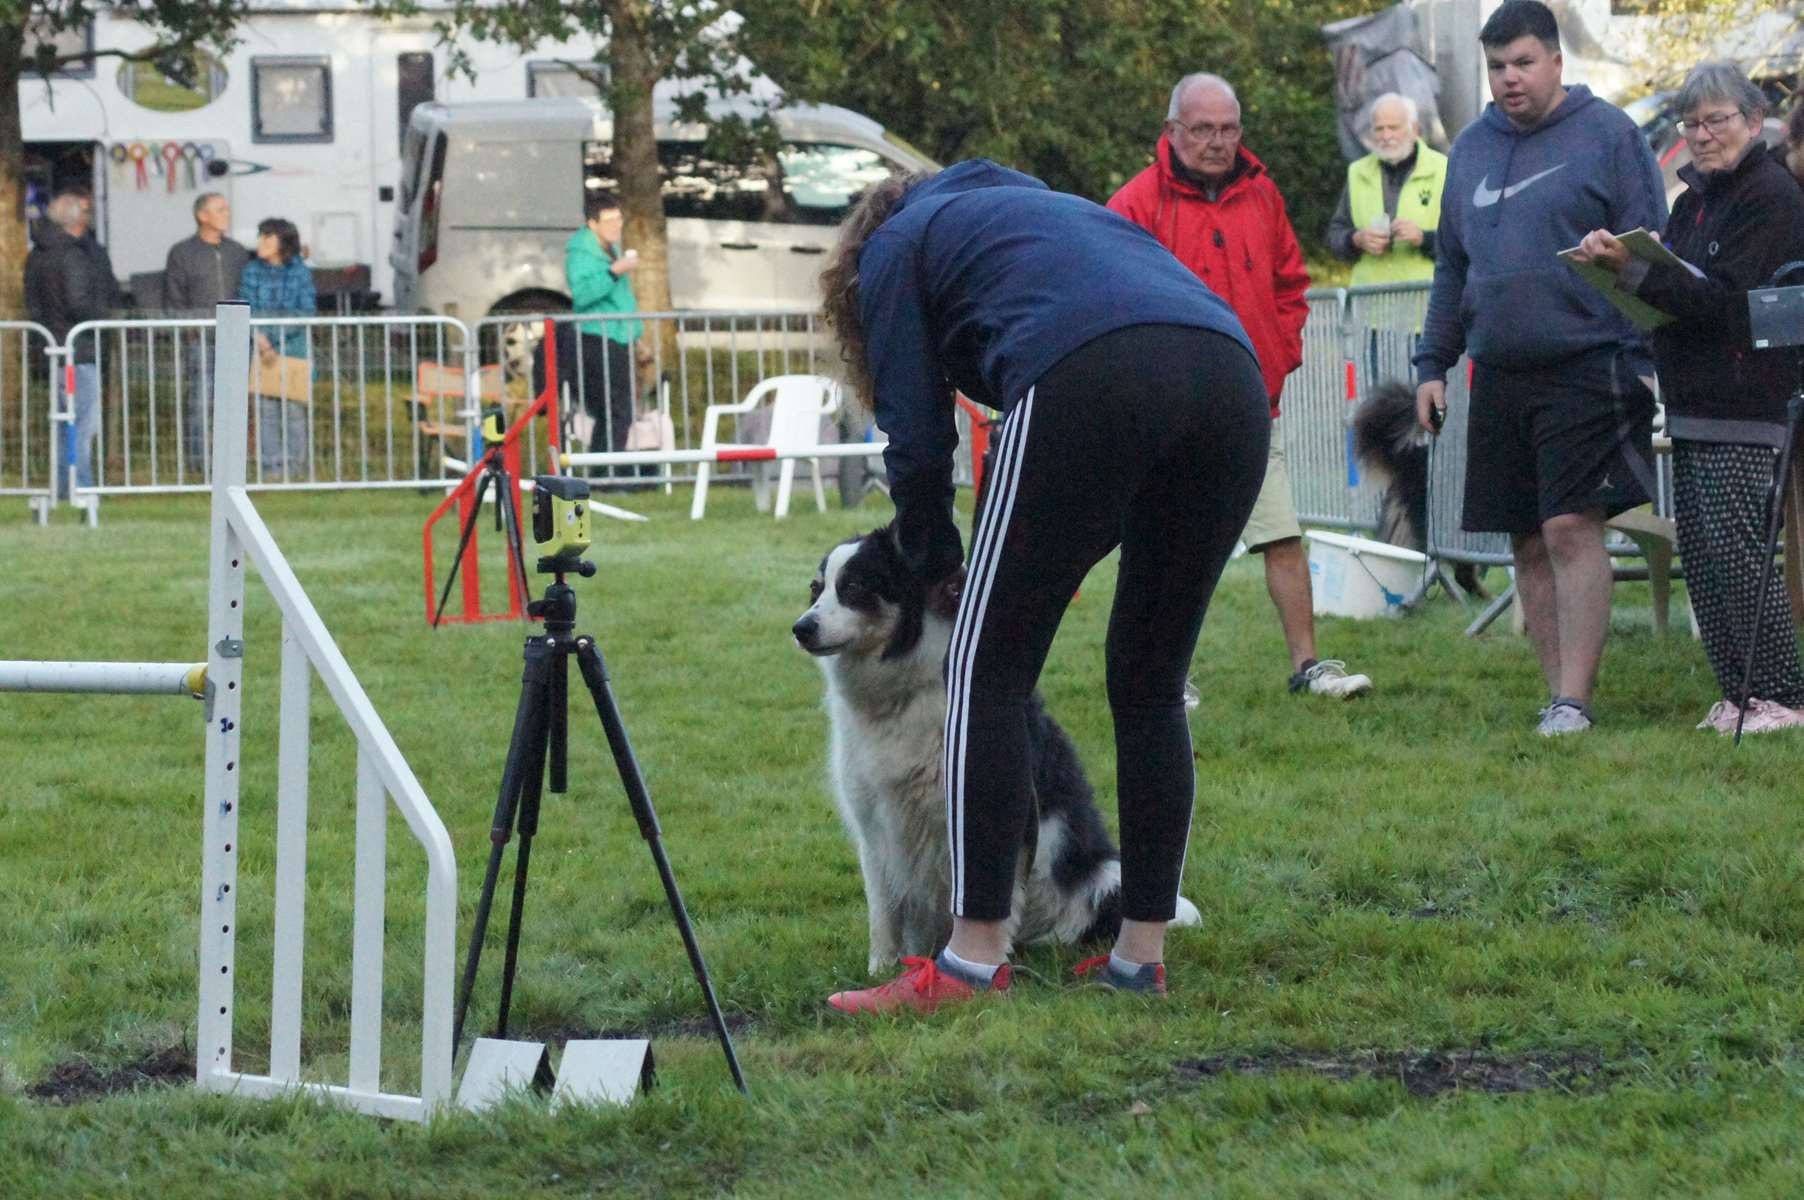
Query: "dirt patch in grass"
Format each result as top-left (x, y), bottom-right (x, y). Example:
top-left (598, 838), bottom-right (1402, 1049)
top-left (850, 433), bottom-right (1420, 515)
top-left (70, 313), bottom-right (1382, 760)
top-left (27, 1045), bottom-right (194, 1104)
top-left (1174, 1047), bottom-right (1616, 1098)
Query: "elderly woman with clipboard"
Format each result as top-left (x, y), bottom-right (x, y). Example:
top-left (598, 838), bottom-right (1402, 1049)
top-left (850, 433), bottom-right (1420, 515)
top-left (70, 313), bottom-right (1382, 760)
top-left (1572, 62), bottom-right (1804, 735)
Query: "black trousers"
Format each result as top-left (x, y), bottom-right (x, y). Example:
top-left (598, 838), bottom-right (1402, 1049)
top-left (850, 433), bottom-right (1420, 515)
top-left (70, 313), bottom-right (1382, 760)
top-left (945, 325), bottom-right (1269, 924)
top-left (535, 326), bottom-right (635, 453)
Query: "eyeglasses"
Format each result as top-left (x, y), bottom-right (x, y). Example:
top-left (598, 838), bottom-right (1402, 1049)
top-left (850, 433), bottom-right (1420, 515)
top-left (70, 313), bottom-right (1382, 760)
top-left (1170, 120), bottom-right (1242, 144)
top-left (1679, 110), bottom-right (1744, 139)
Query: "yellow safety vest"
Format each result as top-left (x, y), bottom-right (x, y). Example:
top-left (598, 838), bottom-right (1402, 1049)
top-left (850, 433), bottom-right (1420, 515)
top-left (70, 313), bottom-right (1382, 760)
top-left (1348, 141), bottom-right (1446, 286)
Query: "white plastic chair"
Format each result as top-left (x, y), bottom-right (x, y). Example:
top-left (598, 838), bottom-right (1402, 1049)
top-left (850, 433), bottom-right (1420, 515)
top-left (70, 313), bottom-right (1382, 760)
top-left (690, 374), bottom-right (842, 519)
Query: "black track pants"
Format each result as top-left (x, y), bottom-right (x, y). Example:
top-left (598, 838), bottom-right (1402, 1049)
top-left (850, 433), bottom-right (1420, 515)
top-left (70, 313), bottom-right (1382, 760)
top-left (943, 324), bottom-right (1270, 924)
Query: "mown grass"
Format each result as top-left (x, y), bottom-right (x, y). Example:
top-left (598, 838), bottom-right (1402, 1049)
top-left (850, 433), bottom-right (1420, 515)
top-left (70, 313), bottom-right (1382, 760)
top-left (3, 487), bottom-right (1804, 1198)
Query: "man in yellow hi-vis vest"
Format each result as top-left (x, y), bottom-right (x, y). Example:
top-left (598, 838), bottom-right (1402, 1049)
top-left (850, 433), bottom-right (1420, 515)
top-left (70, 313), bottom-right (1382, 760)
top-left (1327, 93), bottom-right (1447, 285)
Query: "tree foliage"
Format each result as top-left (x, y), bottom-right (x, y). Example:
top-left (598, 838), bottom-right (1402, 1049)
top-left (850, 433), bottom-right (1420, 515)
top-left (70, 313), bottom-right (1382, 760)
top-left (738, 0), bottom-right (1387, 257)
top-left (2, 1), bottom-right (248, 317)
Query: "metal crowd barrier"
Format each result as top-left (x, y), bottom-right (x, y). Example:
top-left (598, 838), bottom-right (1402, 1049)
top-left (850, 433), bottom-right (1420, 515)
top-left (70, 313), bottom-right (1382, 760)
top-left (0, 322), bottom-right (61, 521)
top-left (51, 315), bottom-right (474, 499)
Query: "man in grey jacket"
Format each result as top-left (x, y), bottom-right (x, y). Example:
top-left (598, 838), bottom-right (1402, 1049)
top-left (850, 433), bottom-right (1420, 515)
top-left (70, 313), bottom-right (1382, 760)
top-left (1412, 0), bottom-right (1665, 737)
top-left (164, 192), bottom-right (248, 474)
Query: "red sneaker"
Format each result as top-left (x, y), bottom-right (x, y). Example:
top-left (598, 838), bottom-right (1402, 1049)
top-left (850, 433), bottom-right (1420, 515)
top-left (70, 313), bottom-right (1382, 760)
top-left (1073, 955), bottom-right (1167, 995)
top-left (828, 955), bottom-right (1011, 1014)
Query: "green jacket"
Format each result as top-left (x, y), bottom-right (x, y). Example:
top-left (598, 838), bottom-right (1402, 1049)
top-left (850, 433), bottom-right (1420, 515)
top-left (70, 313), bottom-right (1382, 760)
top-left (1348, 141), bottom-right (1446, 286)
top-left (565, 227), bottom-right (642, 343)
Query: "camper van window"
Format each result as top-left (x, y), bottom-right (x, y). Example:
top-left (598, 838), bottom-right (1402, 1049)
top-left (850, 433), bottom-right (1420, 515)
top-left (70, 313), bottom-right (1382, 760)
top-left (397, 53), bottom-right (434, 150)
top-left (584, 140), bottom-right (901, 226)
top-left (527, 61), bottom-right (606, 98)
top-left (118, 51), bottom-right (227, 112)
top-left (26, 15), bottom-right (93, 78)
top-left (252, 57), bottom-right (334, 143)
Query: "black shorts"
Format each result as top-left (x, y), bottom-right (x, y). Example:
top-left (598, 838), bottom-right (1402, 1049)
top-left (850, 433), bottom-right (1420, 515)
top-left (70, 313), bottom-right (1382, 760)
top-left (1462, 350), bottom-right (1657, 535)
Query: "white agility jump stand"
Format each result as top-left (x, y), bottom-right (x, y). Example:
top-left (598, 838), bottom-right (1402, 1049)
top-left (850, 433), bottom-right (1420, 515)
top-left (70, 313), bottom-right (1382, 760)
top-left (198, 301), bottom-right (456, 1120)
top-left (0, 303), bottom-right (457, 1122)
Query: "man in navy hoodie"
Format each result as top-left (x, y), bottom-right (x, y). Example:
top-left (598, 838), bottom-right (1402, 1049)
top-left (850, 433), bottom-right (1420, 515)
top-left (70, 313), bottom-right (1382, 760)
top-left (1413, 0), bottom-right (1665, 736)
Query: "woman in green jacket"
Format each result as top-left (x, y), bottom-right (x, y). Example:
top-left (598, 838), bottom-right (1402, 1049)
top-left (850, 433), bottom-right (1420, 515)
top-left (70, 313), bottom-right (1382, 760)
top-left (564, 191), bottom-right (644, 455)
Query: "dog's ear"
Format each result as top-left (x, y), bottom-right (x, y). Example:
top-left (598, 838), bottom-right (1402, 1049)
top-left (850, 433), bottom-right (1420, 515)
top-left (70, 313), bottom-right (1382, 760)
top-left (928, 564), bottom-right (966, 620)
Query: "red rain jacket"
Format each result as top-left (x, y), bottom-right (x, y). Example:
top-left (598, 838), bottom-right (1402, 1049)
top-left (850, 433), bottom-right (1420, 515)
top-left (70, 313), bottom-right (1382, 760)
top-left (1108, 138), bottom-right (1311, 415)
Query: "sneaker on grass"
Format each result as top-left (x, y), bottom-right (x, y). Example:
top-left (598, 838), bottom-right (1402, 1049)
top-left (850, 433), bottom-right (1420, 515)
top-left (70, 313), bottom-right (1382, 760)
top-left (1697, 699), bottom-right (1742, 733)
top-left (1536, 698), bottom-right (1593, 737)
top-left (1288, 658), bottom-right (1372, 698)
top-left (1737, 697), bottom-right (1804, 735)
top-left (1072, 955), bottom-right (1167, 995)
top-left (827, 953), bottom-right (1011, 1015)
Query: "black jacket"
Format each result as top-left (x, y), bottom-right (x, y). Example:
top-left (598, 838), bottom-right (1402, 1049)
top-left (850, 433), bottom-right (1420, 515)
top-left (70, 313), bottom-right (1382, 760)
top-left (1637, 141), bottom-right (1804, 441)
top-left (24, 219), bottom-right (120, 363)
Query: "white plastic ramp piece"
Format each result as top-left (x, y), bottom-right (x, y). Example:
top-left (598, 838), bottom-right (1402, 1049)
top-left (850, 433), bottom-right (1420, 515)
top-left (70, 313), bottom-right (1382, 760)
top-left (455, 1038), bottom-right (554, 1112)
top-left (553, 1039), bottom-right (655, 1108)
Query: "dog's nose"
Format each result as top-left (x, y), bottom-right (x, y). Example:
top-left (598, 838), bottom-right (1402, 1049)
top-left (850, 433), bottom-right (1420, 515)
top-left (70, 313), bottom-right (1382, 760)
top-left (792, 613), bottom-right (817, 647)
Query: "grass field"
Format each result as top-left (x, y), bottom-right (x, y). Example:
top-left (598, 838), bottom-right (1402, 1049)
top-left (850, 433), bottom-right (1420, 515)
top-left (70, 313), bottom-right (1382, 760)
top-left (3, 485), bottom-right (1804, 1198)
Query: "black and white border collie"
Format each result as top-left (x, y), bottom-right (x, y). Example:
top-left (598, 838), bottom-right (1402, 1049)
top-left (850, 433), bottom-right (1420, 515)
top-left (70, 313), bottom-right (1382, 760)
top-left (792, 526), bottom-right (1198, 975)
top-left (1352, 380), bottom-right (1487, 596)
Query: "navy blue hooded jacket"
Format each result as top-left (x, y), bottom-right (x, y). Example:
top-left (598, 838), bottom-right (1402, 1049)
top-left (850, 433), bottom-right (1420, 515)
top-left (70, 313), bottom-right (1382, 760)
top-left (857, 160), bottom-right (1255, 512)
top-left (1412, 85), bottom-right (1666, 385)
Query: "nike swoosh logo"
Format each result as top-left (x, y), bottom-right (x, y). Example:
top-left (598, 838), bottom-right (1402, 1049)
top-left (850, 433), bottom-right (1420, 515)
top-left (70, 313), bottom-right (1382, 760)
top-left (1472, 163), bottom-right (1567, 207)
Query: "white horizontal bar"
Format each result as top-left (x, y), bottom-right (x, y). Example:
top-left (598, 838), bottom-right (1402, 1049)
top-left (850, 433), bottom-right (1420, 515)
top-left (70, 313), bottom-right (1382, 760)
top-left (563, 442), bottom-right (887, 468)
top-left (200, 1071), bottom-right (426, 1123)
top-left (0, 660), bottom-right (205, 697)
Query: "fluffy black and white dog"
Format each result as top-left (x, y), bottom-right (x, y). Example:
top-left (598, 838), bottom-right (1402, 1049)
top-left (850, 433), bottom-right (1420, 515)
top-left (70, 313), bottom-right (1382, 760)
top-left (792, 526), bottom-right (1198, 975)
top-left (1351, 380), bottom-right (1486, 596)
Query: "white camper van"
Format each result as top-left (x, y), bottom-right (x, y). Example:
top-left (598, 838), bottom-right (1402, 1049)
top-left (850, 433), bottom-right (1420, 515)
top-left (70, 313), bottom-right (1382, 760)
top-left (22, 1), bottom-right (622, 306)
top-left (388, 96), bottom-right (936, 323)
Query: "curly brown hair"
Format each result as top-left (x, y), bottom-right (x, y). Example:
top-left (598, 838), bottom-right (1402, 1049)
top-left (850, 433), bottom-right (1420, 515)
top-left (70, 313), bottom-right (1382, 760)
top-left (819, 169), bottom-right (936, 409)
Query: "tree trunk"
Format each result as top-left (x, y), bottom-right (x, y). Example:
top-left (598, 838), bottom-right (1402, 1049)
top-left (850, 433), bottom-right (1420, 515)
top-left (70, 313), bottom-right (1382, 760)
top-left (607, 0), bottom-right (678, 366)
top-left (0, 21), bottom-right (27, 323)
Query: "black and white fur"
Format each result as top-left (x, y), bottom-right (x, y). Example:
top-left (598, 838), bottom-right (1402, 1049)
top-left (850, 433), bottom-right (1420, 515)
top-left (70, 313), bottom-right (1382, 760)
top-left (1351, 380), bottom-right (1487, 596)
top-left (792, 526), bottom-right (1199, 975)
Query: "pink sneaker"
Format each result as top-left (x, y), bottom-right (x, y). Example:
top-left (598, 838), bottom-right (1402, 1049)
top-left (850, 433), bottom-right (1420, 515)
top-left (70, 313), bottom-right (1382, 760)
top-left (827, 955), bottom-right (1011, 1014)
top-left (1697, 700), bottom-right (1742, 733)
top-left (1737, 698), bottom-right (1804, 735)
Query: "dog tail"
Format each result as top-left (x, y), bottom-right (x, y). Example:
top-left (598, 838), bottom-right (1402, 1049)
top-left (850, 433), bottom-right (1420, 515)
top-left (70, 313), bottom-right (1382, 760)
top-left (1170, 895), bottom-right (1202, 928)
top-left (1350, 380), bottom-right (1421, 487)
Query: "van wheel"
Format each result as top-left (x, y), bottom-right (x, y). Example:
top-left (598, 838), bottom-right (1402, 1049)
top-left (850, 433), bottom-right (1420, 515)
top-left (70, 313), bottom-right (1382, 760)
top-left (486, 291), bottom-right (570, 378)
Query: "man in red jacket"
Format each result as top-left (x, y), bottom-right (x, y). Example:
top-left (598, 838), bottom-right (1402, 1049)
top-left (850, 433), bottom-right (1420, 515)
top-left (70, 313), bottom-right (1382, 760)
top-left (1110, 72), bottom-right (1371, 698)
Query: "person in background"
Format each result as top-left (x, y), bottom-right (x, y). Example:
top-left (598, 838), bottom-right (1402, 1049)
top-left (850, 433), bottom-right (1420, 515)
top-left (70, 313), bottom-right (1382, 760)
top-left (1110, 71), bottom-right (1373, 700)
top-left (565, 191), bottom-right (643, 463)
top-left (1412, 0), bottom-right (1666, 736)
top-left (24, 188), bottom-right (118, 498)
top-left (163, 192), bottom-right (248, 476)
top-left (1327, 92), bottom-right (1447, 286)
top-left (1572, 63), bottom-right (1804, 734)
top-left (238, 216), bottom-right (315, 480)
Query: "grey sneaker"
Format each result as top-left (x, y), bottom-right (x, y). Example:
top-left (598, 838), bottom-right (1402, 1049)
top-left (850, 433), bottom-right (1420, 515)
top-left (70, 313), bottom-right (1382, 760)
top-left (1073, 955), bottom-right (1167, 995)
top-left (1288, 658), bottom-right (1372, 698)
top-left (1536, 698), bottom-right (1593, 737)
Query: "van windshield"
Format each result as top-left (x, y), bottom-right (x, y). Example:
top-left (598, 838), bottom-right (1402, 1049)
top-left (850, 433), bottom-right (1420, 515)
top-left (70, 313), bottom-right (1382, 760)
top-left (584, 139), bottom-right (901, 225)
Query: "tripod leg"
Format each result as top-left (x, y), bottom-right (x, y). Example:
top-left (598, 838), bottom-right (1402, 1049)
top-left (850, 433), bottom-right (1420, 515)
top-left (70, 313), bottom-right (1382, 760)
top-left (572, 636), bottom-right (749, 1095)
top-left (452, 636), bottom-right (553, 1058)
top-left (433, 466), bottom-right (496, 627)
top-left (494, 652), bottom-right (555, 1039)
top-left (493, 466), bottom-right (535, 619)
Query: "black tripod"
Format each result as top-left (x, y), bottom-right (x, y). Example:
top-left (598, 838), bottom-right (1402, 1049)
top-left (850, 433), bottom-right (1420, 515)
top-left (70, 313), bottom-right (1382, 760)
top-left (451, 555), bottom-right (748, 1094)
top-left (431, 409), bottom-right (533, 628)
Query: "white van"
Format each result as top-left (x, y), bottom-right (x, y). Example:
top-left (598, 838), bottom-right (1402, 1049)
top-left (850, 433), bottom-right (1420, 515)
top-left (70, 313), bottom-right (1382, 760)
top-left (389, 96), bottom-right (937, 324)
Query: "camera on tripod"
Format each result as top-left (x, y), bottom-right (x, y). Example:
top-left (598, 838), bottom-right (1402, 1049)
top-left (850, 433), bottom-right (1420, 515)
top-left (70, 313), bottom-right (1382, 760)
top-left (531, 474), bottom-right (592, 569)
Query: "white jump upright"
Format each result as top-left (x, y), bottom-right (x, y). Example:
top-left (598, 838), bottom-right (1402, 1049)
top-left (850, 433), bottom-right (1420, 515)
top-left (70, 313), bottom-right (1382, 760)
top-left (194, 301), bottom-right (456, 1121)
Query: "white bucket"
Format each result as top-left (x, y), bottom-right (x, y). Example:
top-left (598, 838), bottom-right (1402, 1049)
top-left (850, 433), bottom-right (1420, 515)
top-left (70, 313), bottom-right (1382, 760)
top-left (1305, 529), bottom-right (1427, 619)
